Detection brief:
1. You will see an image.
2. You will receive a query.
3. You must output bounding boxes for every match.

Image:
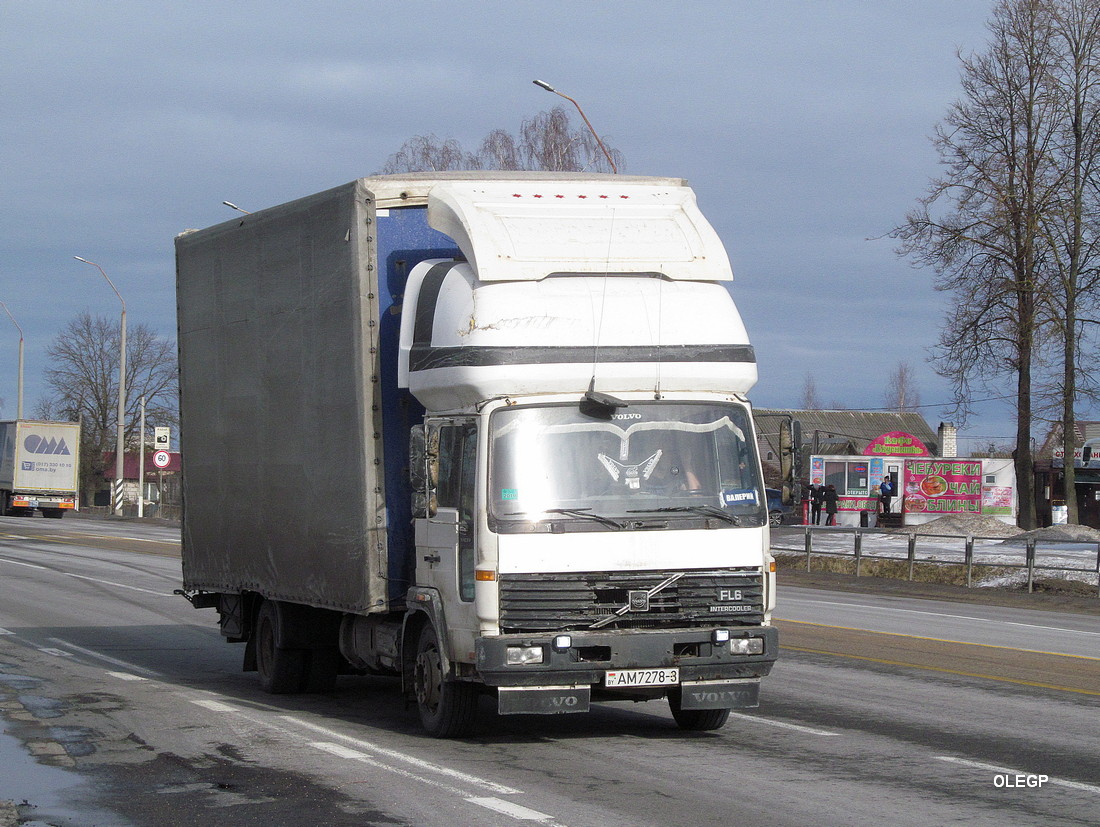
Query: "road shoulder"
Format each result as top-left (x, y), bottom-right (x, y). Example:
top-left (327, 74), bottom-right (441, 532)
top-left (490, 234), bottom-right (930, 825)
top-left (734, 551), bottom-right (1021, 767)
top-left (778, 568), bottom-right (1100, 617)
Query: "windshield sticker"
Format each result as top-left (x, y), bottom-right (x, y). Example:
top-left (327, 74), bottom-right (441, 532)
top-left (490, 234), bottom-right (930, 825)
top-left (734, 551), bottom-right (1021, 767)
top-left (501, 488), bottom-right (518, 501)
top-left (722, 489), bottom-right (757, 506)
top-left (597, 449), bottom-right (662, 489)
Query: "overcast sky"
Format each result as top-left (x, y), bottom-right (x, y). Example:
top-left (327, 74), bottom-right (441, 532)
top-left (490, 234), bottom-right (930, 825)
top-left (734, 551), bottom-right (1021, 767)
top-left (1, 2), bottom-right (1052, 452)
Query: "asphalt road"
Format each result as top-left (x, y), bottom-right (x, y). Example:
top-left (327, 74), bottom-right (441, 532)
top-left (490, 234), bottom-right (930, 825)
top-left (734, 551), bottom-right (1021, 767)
top-left (1, 515), bottom-right (1098, 826)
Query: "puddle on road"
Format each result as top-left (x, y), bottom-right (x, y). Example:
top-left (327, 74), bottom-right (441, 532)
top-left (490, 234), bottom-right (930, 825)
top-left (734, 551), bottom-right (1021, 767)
top-left (16, 696), bottom-right (65, 719)
top-left (0, 671), bottom-right (42, 692)
top-left (0, 725), bottom-right (96, 826)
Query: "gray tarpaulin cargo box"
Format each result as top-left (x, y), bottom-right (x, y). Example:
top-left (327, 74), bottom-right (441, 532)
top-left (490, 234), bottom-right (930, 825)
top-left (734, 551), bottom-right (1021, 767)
top-left (175, 179), bottom-right (460, 613)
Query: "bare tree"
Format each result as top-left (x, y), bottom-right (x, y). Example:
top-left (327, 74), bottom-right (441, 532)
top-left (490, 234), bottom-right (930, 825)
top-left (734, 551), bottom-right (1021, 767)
top-left (800, 374), bottom-right (822, 410)
top-left (380, 106), bottom-right (624, 174)
top-left (884, 361), bottom-right (922, 412)
top-left (894, 0), bottom-right (1066, 529)
top-left (378, 134), bottom-right (479, 174)
top-left (1039, 0), bottom-right (1100, 522)
top-left (36, 312), bottom-right (178, 503)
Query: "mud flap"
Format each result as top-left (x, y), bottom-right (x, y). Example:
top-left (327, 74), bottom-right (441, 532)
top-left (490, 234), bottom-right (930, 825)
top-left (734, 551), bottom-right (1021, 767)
top-left (678, 678), bottom-right (760, 710)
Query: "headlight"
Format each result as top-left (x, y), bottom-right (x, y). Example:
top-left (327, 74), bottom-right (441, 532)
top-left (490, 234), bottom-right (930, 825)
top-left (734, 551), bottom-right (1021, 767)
top-left (730, 637), bottom-right (764, 656)
top-left (506, 645), bottom-right (545, 665)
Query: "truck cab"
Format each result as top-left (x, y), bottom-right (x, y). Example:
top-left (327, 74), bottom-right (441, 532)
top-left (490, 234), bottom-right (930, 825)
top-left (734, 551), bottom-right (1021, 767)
top-left (408, 394), bottom-right (776, 733)
top-left (394, 179), bottom-right (777, 734)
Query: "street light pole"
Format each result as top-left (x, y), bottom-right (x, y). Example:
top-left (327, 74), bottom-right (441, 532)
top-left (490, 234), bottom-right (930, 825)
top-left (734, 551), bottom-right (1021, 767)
top-left (0, 302), bottom-right (24, 419)
top-left (138, 395), bottom-right (145, 518)
top-left (532, 79), bottom-right (618, 173)
top-left (74, 256), bottom-right (126, 516)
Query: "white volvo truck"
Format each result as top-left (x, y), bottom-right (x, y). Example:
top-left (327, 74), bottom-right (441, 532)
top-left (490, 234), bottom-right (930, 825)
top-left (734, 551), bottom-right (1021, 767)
top-left (175, 172), bottom-right (777, 736)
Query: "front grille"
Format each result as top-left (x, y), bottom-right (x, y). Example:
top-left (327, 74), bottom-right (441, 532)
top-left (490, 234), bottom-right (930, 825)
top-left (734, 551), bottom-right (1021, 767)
top-left (498, 568), bottom-right (765, 633)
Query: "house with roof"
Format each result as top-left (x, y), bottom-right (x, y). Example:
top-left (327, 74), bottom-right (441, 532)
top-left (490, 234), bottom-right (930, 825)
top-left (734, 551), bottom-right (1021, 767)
top-left (1035, 420), bottom-right (1100, 529)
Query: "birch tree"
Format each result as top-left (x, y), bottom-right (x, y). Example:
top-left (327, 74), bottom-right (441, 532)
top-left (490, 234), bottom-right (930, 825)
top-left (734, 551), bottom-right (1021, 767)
top-left (884, 361), bottom-right (922, 412)
top-left (380, 106), bottom-right (624, 174)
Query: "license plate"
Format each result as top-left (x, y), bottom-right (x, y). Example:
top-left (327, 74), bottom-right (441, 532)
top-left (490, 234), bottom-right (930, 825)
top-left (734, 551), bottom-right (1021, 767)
top-left (605, 668), bottom-right (679, 687)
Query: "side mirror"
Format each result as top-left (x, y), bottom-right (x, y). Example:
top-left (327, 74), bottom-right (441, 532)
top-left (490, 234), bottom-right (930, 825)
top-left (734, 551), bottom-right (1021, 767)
top-left (426, 427), bottom-right (441, 490)
top-left (409, 426), bottom-right (427, 490)
top-left (409, 424), bottom-right (441, 518)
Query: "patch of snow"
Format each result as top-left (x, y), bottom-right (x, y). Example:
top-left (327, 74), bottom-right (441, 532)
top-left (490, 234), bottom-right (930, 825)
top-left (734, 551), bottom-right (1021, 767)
top-left (1000, 524), bottom-right (1100, 545)
top-left (889, 514), bottom-right (1022, 538)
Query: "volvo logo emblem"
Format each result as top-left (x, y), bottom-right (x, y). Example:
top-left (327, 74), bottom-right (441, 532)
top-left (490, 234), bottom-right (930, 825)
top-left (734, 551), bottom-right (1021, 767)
top-left (628, 590), bottom-right (650, 611)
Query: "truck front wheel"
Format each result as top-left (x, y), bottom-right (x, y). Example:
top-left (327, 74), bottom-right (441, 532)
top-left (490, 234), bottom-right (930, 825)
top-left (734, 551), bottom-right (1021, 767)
top-left (668, 688), bottom-right (731, 731)
top-left (255, 600), bottom-right (308, 694)
top-left (412, 623), bottom-right (478, 738)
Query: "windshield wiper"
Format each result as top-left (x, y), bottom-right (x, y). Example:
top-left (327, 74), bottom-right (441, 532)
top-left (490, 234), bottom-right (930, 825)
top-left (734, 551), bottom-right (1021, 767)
top-left (508, 508), bottom-right (625, 530)
top-left (627, 505), bottom-right (740, 525)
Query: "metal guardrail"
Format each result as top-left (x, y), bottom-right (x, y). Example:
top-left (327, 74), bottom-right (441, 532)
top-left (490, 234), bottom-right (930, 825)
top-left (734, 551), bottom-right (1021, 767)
top-left (775, 526), bottom-right (1100, 597)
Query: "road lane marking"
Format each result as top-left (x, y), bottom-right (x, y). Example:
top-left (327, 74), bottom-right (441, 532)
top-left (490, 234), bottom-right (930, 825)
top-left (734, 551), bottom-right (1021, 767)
top-left (778, 619), bottom-right (1100, 662)
top-left (190, 698), bottom-right (238, 712)
top-left (782, 644), bottom-right (1100, 697)
top-left (46, 638), bottom-right (163, 678)
top-left (725, 711), bottom-right (839, 736)
top-left (1, 558), bottom-right (46, 570)
top-left (467, 797), bottom-right (555, 822)
top-left (107, 671), bottom-right (147, 682)
top-left (54, 571), bottom-right (167, 596)
top-left (937, 756), bottom-right (1100, 795)
top-left (309, 740), bottom-right (477, 796)
top-left (37, 647), bottom-right (72, 658)
top-left (0, 627), bottom-right (13, 635)
top-left (59, 531), bottom-right (180, 546)
top-left (0, 556), bottom-right (168, 596)
top-left (289, 716), bottom-right (520, 795)
top-left (309, 740), bottom-right (572, 825)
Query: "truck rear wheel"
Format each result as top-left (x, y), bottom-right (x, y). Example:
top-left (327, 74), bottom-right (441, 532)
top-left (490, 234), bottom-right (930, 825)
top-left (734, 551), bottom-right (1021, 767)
top-left (668, 688), bottom-right (731, 731)
top-left (255, 600), bottom-right (308, 694)
top-left (412, 623), bottom-right (478, 738)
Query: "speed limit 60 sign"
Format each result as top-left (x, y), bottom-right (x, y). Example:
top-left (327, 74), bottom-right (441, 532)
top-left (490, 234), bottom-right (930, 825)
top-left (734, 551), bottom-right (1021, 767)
top-left (153, 450), bottom-right (171, 469)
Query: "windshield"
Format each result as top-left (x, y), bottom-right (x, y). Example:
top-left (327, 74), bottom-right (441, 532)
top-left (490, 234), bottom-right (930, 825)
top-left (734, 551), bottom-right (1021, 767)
top-left (488, 401), bottom-right (766, 530)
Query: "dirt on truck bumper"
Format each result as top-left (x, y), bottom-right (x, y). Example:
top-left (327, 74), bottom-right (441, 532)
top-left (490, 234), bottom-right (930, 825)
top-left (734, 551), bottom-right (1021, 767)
top-left (476, 625), bottom-right (778, 715)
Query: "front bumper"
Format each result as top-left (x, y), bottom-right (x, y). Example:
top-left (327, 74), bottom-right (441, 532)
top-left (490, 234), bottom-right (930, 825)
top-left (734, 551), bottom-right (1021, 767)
top-left (477, 625), bottom-right (777, 715)
top-left (476, 625), bottom-right (778, 688)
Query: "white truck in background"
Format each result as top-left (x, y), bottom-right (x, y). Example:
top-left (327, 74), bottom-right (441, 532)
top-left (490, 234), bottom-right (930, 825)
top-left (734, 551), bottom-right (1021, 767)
top-left (0, 420), bottom-right (80, 517)
top-left (175, 172), bottom-right (777, 736)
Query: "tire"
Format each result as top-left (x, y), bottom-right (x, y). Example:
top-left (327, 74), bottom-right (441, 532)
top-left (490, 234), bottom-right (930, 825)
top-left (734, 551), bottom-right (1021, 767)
top-left (412, 623), bottom-right (478, 738)
top-left (255, 600), bottom-right (308, 694)
top-left (668, 688), bottom-right (731, 731)
top-left (42, 508), bottom-right (64, 519)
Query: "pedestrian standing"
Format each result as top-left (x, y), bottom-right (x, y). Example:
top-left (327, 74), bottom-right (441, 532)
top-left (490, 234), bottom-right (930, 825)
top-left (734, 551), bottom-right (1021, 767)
top-left (824, 484), bottom-right (839, 526)
top-left (810, 484), bottom-right (824, 525)
top-left (879, 476), bottom-right (894, 514)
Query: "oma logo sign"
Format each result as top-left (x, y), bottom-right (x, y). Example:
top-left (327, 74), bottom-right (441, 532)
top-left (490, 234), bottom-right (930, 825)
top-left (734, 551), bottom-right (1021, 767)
top-left (24, 435), bottom-right (72, 456)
